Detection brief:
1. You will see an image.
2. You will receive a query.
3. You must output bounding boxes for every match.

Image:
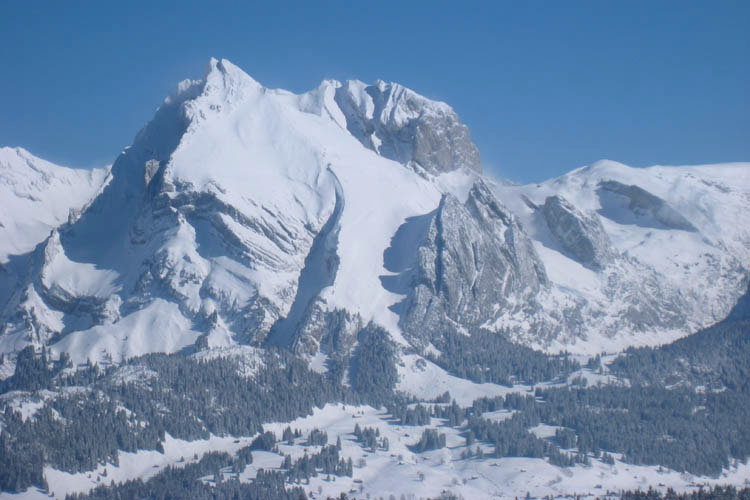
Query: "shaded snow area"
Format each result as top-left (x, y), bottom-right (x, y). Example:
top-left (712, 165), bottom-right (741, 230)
top-left (5, 404), bottom-right (749, 500)
top-left (40, 231), bottom-right (120, 299)
top-left (51, 299), bottom-right (202, 365)
top-left (0, 147), bottom-right (109, 264)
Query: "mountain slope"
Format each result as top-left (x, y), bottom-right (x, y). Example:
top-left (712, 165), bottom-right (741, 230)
top-left (0, 148), bottom-right (109, 358)
top-left (0, 147), bottom-right (109, 264)
top-left (0, 59), bottom-right (479, 367)
top-left (491, 160), bottom-right (750, 352)
top-left (0, 59), bottom-right (748, 371)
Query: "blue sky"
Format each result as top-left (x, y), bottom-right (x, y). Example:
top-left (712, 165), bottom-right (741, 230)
top-left (0, 1), bottom-right (747, 182)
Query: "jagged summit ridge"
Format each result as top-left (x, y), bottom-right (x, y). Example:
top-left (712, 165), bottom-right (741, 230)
top-left (333, 78), bottom-right (482, 174)
top-left (156, 58), bottom-right (482, 178)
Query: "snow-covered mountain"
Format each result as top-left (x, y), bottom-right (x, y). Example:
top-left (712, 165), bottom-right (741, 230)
top-left (0, 147), bottom-right (109, 264)
top-left (1, 58), bottom-right (748, 371)
top-left (492, 161), bottom-right (750, 352)
top-left (0, 147), bottom-right (109, 358)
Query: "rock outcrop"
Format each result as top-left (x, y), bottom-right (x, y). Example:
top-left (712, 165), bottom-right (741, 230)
top-left (542, 195), bottom-right (616, 270)
top-left (399, 181), bottom-right (547, 346)
top-left (334, 80), bottom-right (481, 174)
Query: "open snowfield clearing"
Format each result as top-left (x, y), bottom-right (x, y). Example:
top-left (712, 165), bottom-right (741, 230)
top-left (232, 405), bottom-right (750, 500)
top-left (1, 433), bottom-right (258, 500)
top-left (5, 404), bottom-right (749, 500)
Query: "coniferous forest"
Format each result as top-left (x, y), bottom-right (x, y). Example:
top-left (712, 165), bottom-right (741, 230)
top-left (1, 312), bottom-right (749, 498)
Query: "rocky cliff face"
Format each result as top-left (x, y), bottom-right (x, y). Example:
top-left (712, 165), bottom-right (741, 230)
top-left (333, 80), bottom-right (481, 174)
top-left (542, 195), bottom-right (616, 270)
top-left (398, 181), bottom-right (547, 347)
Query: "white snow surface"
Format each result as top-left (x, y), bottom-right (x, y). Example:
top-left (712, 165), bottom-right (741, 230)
top-left (0, 147), bottom-right (109, 263)
top-left (52, 298), bottom-right (202, 365)
top-left (397, 354), bottom-right (537, 406)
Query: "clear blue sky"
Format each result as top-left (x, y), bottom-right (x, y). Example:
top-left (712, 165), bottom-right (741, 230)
top-left (1, 1), bottom-right (747, 182)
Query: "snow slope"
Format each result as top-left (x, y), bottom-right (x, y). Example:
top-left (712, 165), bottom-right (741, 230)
top-left (490, 160), bottom-right (750, 353)
top-left (0, 147), bottom-right (109, 264)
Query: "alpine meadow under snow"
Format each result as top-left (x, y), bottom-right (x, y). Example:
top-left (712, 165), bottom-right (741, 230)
top-left (1, 59), bottom-right (749, 500)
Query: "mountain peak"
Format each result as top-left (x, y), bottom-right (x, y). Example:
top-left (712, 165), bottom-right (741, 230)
top-left (0, 145), bottom-right (28, 158)
top-left (205, 57), bottom-right (260, 87)
top-left (333, 78), bottom-right (482, 174)
top-left (152, 61), bottom-right (482, 179)
top-left (195, 57), bottom-right (263, 111)
top-left (165, 58), bottom-right (263, 110)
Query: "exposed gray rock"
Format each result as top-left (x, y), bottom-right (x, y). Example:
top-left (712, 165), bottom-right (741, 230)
top-left (399, 181), bottom-right (547, 347)
top-left (292, 298), bottom-right (362, 358)
top-left (334, 80), bottom-right (481, 174)
top-left (542, 195), bottom-right (616, 270)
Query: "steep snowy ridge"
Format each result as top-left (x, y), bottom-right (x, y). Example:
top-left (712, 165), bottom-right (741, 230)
top-left (0, 59), bottom-right (748, 371)
top-left (0, 147), bottom-right (109, 264)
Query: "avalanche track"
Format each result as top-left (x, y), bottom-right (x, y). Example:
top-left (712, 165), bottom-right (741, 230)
top-left (266, 167), bottom-right (345, 348)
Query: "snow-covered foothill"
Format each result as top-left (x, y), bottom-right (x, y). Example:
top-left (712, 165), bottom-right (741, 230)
top-left (7, 403), bottom-right (745, 500)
